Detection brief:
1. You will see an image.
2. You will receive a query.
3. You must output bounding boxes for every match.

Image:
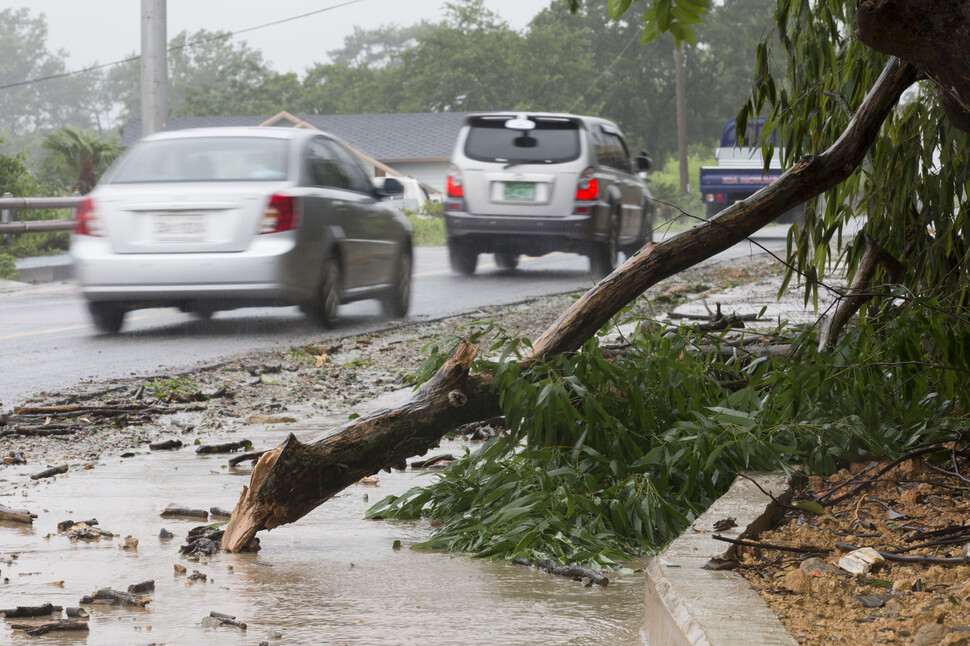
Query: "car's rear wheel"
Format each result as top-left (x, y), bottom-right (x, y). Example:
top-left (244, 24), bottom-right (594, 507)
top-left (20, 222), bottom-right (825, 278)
top-left (381, 248), bottom-right (412, 318)
top-left (589, 207), bottom-right (620, 280)
top-left (307, 255), bottom-right (341, 327)
top-left (494, 251), bottom-right (519, 270)
top-left (448, 239), bottom-right (478, 275)
top-left (88, 301), bottom-right (126, 334)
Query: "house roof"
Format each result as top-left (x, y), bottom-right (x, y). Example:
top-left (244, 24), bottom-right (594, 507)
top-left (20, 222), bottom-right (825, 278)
top-left (121, 111), bottom-right (471, 162)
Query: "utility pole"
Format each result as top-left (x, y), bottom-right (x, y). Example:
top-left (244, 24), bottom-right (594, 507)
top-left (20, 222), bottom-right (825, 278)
top-left (674, 42), bottom-right (688, 195)
top-left (141, 0), bottom-right (168, 137)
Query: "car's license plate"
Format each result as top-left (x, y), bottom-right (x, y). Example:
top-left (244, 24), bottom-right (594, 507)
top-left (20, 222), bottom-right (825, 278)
top-left (504, 182), bottom-right (536, 201)
top-left (153, 214), bottom-right (206, 241)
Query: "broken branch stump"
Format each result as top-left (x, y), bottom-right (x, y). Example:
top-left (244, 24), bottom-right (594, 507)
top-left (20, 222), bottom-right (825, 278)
top-left (221, 341), bottom-right (499, 552)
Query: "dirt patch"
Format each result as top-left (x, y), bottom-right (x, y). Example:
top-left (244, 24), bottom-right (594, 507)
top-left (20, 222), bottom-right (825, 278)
top-left (738, 452), bottom-right (970, 645)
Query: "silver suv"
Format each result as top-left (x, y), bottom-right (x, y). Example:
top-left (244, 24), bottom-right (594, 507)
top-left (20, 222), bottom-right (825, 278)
top-left (444, 112), bottom-right (654, 279)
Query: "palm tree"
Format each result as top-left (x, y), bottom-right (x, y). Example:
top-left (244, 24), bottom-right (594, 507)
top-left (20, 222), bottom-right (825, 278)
top-left (41, 127), bottom-right (122, 194)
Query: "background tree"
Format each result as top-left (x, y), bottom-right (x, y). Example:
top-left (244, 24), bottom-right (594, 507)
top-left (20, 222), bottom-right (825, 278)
top-left (0, 9), bottom-right (105, 148)
top-left (40, 126), bottom-right (122, 193)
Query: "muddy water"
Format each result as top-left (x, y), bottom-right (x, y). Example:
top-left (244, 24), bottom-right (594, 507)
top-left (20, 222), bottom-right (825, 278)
top-left (1, 400), bottom-right (647, 645)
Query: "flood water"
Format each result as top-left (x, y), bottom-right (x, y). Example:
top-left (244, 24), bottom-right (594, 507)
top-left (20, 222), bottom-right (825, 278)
top-left (1, 397), bottom-right (647, 645)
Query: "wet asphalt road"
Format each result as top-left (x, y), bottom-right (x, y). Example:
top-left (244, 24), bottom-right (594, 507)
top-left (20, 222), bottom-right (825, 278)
top-left (0, 230), bottom-right (790, 407)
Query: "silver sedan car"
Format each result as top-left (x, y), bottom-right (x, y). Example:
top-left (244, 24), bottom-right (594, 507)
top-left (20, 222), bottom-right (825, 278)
top-left (71, 127), bottom-right (413, 333)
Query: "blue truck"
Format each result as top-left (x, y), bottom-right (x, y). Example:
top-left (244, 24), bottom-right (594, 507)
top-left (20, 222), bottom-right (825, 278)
top-left (700, 119), bottom-right (803, 222)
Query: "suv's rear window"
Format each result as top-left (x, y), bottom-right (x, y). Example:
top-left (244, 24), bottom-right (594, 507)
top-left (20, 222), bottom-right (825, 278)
top-left (463, 117), bottom-right (580, 164)
top-left (106, 136), bottom-right (289, 183)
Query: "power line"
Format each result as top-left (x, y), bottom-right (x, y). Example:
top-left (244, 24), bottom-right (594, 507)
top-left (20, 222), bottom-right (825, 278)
top-left (0, 0), bottom-right (365, 92)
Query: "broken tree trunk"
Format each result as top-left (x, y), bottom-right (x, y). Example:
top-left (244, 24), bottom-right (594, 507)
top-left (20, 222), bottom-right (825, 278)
top-left (221, 341), bottom-right (499, 551)
top-left (221, 58), bottom-right (920, 553)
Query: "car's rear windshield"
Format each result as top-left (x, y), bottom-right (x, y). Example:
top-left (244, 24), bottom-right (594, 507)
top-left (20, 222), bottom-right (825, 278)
top-left (105, 136), bottom-right (290, 184)
top-left (463, 116), bottom-right (581, 164)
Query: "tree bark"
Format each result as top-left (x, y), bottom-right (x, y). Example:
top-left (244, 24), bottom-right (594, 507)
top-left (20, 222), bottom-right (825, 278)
top-left (856, 0), bottom-right (970, 131)
top-left (817, 234), bottom-right (905, 350)
top-left (221, 341), bottom-right (499, 551)
top-left (221, 58), bottom-right (920, 553)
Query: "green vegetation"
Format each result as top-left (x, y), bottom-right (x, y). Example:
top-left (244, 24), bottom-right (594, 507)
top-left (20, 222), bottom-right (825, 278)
top-left (648, 149), bottom-right (715, 228)
top-left (366, 0), bottom-right (970, 569)
top-left (146, 376), bottom-right (202, 402)
top-left (371, 297), bottom-right (969, 567)
top-left (406, 214), bottom-right (446, 247)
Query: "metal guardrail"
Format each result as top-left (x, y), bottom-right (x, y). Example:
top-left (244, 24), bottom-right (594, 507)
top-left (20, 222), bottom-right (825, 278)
top-left (0, 195), bottom-right (81, 234)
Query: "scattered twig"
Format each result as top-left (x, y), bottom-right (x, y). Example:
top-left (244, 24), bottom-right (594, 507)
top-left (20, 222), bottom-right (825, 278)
top-left (30, 465), bottom-right (68, 480)
top-left (0, 504), bottom-right (36, 524)
top-left (835, 541), bottom-right (970, 566)
top-left (160, 506), bottom-right (208, 519)
top-left (80, 588), bottom-right (150, 607)
top-left (228, 450), bottom-right (266, 467)
top-left (149, 439), bottom-right (183, 450)
top-left (818, 445), bottom-right (947, 506)
top-left (196, 440), bottom-right (251, 455)
top-left (712, 534), bottom-right (828, 554)
top-left (0, 603), bottom-right (62, 618)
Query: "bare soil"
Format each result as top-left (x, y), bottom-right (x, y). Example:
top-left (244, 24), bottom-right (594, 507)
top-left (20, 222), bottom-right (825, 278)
top-left (738, 456), bottom-right (970, 645)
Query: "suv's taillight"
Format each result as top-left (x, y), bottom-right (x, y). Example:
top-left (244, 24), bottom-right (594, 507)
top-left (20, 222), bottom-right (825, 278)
top-left (74, 196), bottom-right (102, 236)
top-left (446, 166), bottom-right (464, 198)
top-left (575, 167), bottom-right (598, 201)
top-left (261, 194), bottom-right (300, 234)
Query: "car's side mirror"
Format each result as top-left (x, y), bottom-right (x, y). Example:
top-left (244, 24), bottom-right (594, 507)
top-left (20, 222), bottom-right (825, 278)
top-left (376, 177), bottom-right (404, 197)
top-left (635, 151), bottom-right (652, 172)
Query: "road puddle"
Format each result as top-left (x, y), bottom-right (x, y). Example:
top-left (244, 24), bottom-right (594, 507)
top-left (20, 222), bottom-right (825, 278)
top-left (1, 408), bottom-right (647, 645)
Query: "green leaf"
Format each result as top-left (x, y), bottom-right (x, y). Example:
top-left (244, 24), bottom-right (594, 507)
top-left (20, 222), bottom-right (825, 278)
top-left (793, 501), bottom-right (825, 515)
top-left (608, 0), bottom-right (633, 19)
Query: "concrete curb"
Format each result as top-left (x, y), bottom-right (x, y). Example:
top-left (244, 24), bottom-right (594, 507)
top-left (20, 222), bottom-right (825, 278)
top-left (643, 471), bottom-right (798, 646)
top-left (13, 254), bottom-right (73, 284)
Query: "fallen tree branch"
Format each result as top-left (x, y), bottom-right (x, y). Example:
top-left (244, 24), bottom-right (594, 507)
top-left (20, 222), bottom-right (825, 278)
top-left (818, 233), bottom-right (905, 349)
top-left (220, 58), bottom-right (920, 552)
top-left (835, 541), bottom-right (970, 565)
top-left (221, 341), bottom-right (498, 551)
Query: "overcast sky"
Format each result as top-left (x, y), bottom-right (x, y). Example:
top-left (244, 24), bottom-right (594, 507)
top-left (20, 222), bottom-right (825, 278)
top-left (13, 0), bottom-right (553, 76)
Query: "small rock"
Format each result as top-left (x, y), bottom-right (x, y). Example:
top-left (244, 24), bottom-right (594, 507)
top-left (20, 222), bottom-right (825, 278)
top-left (893, 577), bottom-right (915, 592)
top-left (854, 594), bottom-right (895, 608)
top-left (799, 557), bottom-right (839, 576)
top-left (174, 563), bottom-right (187, 574)
top-left (123, 535), bottom-right (139, 550)
top-left (942, 633), bottom-right (970, 646)
top-left (201, 616), bottom-right (221, 628)
top-left (784, 569), bottom-right (812, 594)
top-left (159, 528), bottom-right (174, 539)
top-left (914, 622), bottom-right (950, 646)
top-left (838, 547), bottom-right (884, 575)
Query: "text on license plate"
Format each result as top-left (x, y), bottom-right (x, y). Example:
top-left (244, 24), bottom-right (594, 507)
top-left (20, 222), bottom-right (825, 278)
top-left (504, 182), bottom-right (536, 201)
top-left (153, 214), bottom-right (206, 241)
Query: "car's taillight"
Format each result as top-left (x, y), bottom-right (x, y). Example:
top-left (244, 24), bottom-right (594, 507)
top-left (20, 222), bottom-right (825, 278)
top-left (575, 167), bottom-right (598, 201)
top-left (261, 194), bottom-right (300, 234)
top-left (74, 196), bottom-right (102, 236)
top-left (446, 166), bottom-right (464, 198)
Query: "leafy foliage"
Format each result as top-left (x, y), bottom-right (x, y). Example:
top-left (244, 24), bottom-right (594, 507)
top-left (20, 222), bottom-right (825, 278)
top-left (40, 126), bottom-right (121, 192)
top-left (370, 298), bottom-right (968, 566)
top-left (0, 139), bottom-right (68, 261)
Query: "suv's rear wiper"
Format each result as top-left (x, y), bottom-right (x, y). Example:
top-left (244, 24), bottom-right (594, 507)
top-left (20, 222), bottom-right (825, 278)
top-left (502, 159), bottom-right (549, 169)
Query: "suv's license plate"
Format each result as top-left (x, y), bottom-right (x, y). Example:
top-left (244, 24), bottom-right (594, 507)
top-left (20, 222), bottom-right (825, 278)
top-left (153, 214), bottom-right (206, 241)
top-left (504, 182), bottom-right (536, 201)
